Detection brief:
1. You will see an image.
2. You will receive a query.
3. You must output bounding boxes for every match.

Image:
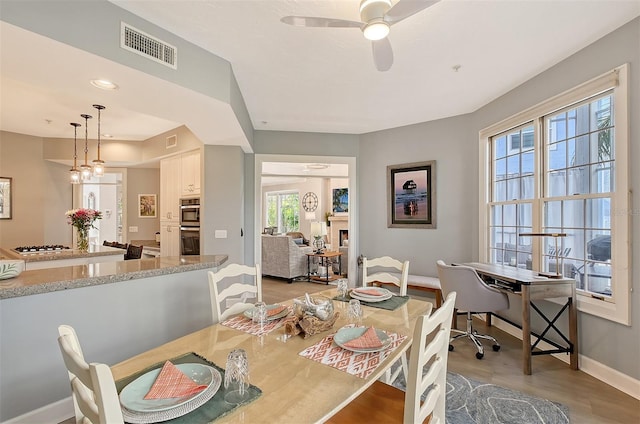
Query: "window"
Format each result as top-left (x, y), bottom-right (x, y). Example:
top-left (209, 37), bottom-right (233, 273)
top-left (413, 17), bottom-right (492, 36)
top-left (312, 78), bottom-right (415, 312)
top-left (479, 65), bottom-right (630, 325)
top-left (265, 191), bottom-right (300, 233)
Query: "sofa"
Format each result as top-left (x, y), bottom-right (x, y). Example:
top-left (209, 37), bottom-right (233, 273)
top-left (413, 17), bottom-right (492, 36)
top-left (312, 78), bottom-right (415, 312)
top-left (261, 235), bottom-right (313, 281)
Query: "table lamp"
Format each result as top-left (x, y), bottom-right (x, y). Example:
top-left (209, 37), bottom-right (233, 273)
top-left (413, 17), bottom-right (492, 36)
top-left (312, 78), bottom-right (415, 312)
top-left (310, 221), bottom-right (327, 253)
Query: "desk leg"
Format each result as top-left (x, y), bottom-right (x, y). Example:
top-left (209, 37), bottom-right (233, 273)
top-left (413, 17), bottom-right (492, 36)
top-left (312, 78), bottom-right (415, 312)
top-left (522, 287), bottom-right (532, 375)
top-left (569, 288), bottom-right (579, 370)
top-left (307, 256), bottom-right (311, 282)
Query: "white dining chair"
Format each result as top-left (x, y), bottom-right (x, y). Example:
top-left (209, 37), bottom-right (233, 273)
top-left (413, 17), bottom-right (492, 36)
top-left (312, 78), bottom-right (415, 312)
top-left (208, 263), bottom-right (262, 323)
top-left (57, 325), bottom-right (123, 424)
top-left (328, 292), bottom-right (457, 424)
top-left (362, 256), bottom-right (410, 384)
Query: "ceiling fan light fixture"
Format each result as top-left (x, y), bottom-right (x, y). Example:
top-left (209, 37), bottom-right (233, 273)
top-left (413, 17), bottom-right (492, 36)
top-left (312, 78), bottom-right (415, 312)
top-left (363, 21), bottom-right (390, 41)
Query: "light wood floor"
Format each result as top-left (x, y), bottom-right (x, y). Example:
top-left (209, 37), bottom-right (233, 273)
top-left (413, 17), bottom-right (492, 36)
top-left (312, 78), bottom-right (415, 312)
top-left (61, 277), bottom-right (638, 424)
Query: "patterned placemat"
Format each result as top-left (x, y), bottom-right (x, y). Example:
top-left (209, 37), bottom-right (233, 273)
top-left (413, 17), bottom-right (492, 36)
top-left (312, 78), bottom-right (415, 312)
top-left (116, 352), bottom-right (262, 424)
top-left (298, 328), bottom-right (407, 379)
top-left (221, 307), bottom-right (293, 336)
top-left (333, 294), bottom-right (410, 311)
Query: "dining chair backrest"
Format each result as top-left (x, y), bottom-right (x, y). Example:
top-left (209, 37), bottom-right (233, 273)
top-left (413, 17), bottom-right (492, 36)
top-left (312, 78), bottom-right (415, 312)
top-left (404, 291), bottom-right (457, 424)
top-left (362, 256), bottom-right (409, 296)
top-left (125, 244), bottom-right (143, 260)
top-left (208, 263), bottom-right (263, 323)
top-left (57, 325), bottom-right (123, 424)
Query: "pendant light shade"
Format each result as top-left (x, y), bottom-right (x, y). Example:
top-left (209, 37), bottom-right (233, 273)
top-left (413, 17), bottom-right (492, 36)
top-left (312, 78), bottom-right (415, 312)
top-left (69, 122), bottom-right (81, 184)
top-left (92, 104), bottom-right (105, 177)
top-left (80, 113), bottom-right (93, 181)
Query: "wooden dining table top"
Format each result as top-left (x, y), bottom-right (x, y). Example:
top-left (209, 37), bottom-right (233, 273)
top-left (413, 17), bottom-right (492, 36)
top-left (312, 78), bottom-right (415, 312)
top-left (111, 288), bottom-right (433, 423)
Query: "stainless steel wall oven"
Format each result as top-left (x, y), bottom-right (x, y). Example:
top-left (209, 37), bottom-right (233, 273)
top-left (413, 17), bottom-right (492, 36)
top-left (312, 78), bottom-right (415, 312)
top-left (180, 198), bottom-right (200, 255)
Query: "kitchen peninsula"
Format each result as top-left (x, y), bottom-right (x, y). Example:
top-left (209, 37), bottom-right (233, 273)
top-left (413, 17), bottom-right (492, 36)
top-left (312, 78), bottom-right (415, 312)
top-left (0, 254), bottom-right (228, 422)
top-left (0, 244), bottom-right (125, 270)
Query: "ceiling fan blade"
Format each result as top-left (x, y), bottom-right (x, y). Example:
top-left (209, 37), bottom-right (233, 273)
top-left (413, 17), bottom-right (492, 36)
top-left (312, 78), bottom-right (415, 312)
top-left (384, 0), bottom-right (440, 25)
top-left (280, 16), bottom-right (363, 28)
top-left (372, 38), bottom-right (393, 72)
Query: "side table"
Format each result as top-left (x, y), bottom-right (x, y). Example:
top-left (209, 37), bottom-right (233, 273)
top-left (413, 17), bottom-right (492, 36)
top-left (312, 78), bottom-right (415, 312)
top-left (306, 251), bottom-right (343, 284)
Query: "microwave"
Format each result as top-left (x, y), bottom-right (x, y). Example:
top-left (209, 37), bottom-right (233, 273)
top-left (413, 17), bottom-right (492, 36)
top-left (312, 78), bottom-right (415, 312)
top-left (180, 198), bottom-right (200, 226)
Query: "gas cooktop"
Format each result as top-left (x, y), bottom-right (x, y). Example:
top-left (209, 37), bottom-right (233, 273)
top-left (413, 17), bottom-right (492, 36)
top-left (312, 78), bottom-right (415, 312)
top-left (14, 245), bottom-right (70, 254)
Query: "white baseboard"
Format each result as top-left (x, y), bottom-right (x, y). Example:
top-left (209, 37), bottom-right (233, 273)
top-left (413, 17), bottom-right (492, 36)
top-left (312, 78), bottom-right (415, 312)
top-left (490, 316), bottom-right (640, 400)
top-left (2, 396), bottom-right (73, 424)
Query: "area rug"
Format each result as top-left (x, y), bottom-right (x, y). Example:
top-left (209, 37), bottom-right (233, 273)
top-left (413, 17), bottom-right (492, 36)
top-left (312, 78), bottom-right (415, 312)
top-left (392, 370), bottom-right (570, 424)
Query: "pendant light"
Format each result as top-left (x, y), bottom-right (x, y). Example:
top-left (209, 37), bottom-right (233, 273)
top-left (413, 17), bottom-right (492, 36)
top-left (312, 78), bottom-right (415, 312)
top-left (80, 113), bottom-right (93, 181)
top-left (92, 104), bottom-right (105, 177)
top-left (69, 122), bottom-right (81, 184)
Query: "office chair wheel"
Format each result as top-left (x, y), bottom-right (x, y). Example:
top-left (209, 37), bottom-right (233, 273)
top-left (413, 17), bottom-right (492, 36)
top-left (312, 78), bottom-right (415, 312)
top-left (448, 344), bottom-right (454, 351)
top-left (475, 352), bottom-right (484, 359)
top-left (492, 344), bottom-right (501, 351)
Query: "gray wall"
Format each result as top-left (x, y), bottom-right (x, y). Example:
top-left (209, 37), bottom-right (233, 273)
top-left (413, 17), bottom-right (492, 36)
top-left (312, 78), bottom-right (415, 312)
top-left (127, 168), bottom-right (160, 242)
top-left (202, 145), bottom-right (246, 263)
top-left (0, 131), bottom-right (72, 247)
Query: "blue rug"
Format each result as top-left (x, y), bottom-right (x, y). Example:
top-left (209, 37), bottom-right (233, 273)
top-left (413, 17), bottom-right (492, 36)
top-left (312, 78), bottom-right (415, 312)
top-left (393, 371), bottom-right (570, 424)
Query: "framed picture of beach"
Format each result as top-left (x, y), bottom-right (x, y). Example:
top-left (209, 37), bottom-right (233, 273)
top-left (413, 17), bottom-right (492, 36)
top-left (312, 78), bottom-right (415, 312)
top-left (387, 161), bottom-right (436, 229)
top-left (138, 194), bottom-right (157, 218)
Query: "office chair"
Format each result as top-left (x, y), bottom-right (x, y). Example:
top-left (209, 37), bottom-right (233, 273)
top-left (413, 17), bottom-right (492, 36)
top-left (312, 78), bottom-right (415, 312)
top-left (436, 260), bottom-right (509, 359)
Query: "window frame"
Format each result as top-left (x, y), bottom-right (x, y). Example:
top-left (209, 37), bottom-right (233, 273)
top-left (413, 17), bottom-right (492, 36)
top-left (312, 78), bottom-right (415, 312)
top-left (478, 64), bottom-right (630, 325)
top-left (265, 190), bottom-right (300, 233)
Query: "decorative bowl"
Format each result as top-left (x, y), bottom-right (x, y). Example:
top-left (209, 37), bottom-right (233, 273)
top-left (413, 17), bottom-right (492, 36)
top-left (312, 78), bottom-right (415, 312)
top-left (0, 260), bottom-right (25, 280)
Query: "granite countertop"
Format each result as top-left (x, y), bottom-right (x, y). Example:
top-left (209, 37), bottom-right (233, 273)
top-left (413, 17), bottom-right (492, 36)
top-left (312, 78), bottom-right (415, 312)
top-left (0, 245), bottom-right (124, 263)
top-left (0, 255), bottom-right (228, 300)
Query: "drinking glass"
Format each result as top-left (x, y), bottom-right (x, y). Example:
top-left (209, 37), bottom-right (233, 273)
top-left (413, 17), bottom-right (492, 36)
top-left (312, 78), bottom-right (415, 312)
top-left (336, 279), bottom-right (349, 299)
top-left (224, 348), bottom-right (250, 404)
top-left (252, 301), bottom-right (267, 326)
top-left (347, 299), bottom-right (363, 326)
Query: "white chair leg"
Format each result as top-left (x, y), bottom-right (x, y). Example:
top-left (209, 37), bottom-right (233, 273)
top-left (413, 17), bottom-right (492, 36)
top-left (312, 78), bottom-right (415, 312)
top-left (380, 352), bottom-right (407, 385)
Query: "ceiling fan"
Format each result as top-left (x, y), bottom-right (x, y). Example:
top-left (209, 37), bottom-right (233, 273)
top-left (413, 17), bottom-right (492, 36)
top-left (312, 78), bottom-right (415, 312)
top-left (281, 0), bottom-right (440, 72)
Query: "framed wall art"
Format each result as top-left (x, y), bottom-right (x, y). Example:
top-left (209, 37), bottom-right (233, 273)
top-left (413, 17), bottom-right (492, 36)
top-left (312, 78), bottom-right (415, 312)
top-left (332, 188), bottom-right (348, 214)
top-left (138, 194), bottom-right (157, 218)
top-left (0, 177), bottom-right (12, 220)
top-left (387, 161), bottom-right (436, 229)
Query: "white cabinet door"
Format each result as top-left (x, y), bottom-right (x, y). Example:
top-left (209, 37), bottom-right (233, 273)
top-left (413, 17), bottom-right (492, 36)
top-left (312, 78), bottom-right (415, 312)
top-left (160, 156), bottom-right (181, 221)
top-left (160, 222), bottom-right (180, 257)
top-left (181, 150), bottom-right (201, 196)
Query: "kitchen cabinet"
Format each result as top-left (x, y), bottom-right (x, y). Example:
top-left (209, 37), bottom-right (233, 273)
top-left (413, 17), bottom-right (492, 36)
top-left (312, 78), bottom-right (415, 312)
top-left (160, 222), bottom-right (180, 257)
top-left (181, 150), bottom-right (201, 196)
top-left (160, 155), bottom-right (181, 221)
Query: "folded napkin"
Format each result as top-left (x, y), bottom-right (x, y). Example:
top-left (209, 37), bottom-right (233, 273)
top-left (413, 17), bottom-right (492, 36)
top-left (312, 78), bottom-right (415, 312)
top-left (143, 361), bottom-right (207, 400)
top-left (353, 288), bottom-right (384, 296)
top-left (267, 304), bottom-right (287, 317)
top-left (343, 327), bottom-right (384, 349)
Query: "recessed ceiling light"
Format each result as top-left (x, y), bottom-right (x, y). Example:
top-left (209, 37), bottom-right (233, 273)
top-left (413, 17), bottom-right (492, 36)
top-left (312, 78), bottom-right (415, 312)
top-left (102, 133), bottom-right (114, 138)
top-left (90, 79), bottom-right (119, 90)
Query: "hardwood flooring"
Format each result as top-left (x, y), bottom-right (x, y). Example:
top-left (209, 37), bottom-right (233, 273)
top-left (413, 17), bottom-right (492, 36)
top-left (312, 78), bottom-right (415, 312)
top-left (60, 277), bottom-right (638, 424)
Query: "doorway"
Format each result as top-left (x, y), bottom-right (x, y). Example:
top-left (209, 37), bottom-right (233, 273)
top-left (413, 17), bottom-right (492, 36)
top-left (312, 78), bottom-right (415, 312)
top-left (255, 155), bottom-right (357, 283)
top-left (73, 170), bottom-right (126, 247)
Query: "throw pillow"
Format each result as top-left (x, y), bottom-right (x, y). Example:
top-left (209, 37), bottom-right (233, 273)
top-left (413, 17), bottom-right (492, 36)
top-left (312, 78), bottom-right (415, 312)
top-left (293, 238), bottom-right (304, 245)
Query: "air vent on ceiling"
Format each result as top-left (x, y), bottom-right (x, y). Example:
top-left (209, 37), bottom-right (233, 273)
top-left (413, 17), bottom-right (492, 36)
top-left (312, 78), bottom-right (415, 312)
top-left (121, 22), bottom-right (177, 69)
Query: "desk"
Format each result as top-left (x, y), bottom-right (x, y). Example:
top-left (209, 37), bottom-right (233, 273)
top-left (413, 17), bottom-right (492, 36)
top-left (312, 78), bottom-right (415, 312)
top-left (306, 251), bottom-right (343, 284)
top-left (111, 288), bottom-right (431, 423)
top-left (459, 262), bottom-right (578, 375)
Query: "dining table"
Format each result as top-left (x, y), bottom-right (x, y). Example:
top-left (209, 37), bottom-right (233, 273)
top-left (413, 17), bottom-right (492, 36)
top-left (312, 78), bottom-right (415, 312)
top-left (110, 288), bottom-right (433, 423)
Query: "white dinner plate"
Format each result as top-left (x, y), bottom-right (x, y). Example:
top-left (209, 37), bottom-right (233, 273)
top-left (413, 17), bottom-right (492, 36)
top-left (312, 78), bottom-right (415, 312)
top-left (243, 304), bottom-right (289, 321)
top-left (350, 288), bottom-right (393, 303)
top-left (119, 363), bottom-right (216, 413)
top-left (333, 326), bottom-right (391, 353)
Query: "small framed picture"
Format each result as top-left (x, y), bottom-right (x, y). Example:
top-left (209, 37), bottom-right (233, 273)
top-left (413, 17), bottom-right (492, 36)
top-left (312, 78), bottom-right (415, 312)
top-left (0, 177), bottom-right (12, 220)
top-left (387, 161), bottom-right (436, 229)
top-left (138, 194), bottom-right (157, 218)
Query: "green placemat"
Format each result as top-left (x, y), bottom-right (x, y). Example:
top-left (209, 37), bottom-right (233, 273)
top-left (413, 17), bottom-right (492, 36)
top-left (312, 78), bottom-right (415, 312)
top-left (116, 352), bottom-right (262, 423)
top-left (332, 294), bottom-right (410, 311)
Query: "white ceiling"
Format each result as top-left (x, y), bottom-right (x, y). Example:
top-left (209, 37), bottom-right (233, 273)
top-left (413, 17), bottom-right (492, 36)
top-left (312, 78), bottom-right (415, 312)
top-left (1, 0), bottom-right (639, 147)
